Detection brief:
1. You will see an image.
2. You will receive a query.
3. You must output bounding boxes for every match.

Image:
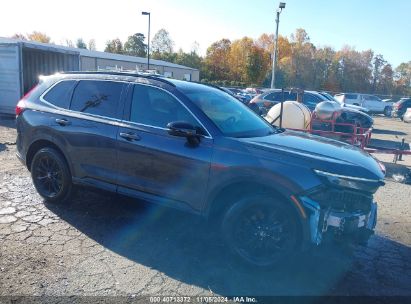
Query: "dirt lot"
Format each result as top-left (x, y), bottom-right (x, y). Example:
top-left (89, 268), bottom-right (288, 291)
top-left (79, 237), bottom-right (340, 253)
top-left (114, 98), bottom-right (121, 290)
top-left (0, 115), bottom-right (410, 297)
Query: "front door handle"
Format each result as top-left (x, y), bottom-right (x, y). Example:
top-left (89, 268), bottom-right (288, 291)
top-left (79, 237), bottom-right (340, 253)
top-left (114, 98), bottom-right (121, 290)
top-left (119, 132), bottom-right (140, 141)
top-left (55, 118), bottom-right (70, 126)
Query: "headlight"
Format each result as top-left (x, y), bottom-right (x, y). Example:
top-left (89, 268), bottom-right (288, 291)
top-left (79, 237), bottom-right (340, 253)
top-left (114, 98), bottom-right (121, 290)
top-left (314, 169), bottom-right (384, 192)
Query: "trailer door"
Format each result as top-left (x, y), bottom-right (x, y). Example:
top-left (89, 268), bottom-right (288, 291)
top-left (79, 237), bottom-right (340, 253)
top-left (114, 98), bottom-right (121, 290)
top-left (0, 44), bottom-right (21, 114)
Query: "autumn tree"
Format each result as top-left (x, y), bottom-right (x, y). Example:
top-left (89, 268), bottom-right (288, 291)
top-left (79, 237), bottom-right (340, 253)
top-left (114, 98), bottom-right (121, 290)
top-left (204, 39), bottom-right (232, 81)
top-left (394, 61), bottom-right (411, 95)
top-left (27, 31), bottom-right (51, 43)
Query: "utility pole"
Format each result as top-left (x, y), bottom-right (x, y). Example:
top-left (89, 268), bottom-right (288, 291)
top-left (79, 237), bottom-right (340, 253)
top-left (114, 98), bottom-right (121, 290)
top-left (142, 11), bottom-right (151, 70)
top-left (270, 2), bottom-right (286, 89)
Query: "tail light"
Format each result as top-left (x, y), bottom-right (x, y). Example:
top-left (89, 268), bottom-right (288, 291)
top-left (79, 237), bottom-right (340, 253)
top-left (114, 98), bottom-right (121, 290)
top-left (15, 100), bottom-right (26, 116)
top-left (15, 84), bottom-right (38, 116)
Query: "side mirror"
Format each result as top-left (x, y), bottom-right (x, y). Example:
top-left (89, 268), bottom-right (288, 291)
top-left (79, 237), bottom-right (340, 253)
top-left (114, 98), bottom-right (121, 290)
top-left (167, 121), bottom-right (200, 145)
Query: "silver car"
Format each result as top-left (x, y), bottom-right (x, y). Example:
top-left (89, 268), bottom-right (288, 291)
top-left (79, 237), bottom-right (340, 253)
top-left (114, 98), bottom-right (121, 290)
top-left (403, 108), bottom-right (411, 123)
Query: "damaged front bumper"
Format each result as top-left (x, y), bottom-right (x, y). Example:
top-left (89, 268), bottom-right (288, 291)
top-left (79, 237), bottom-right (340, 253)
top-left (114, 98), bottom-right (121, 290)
top-left (300, 196), bottom-right (377, 245)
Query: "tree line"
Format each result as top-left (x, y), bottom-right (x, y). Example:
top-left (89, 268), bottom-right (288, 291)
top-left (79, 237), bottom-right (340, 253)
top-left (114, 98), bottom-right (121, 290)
top-left (11, 29), bottom-right (411, 96)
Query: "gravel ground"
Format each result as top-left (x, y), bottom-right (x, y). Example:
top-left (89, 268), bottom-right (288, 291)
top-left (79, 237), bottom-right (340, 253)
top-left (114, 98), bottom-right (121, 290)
top-left (0, 116), bottom-right (410, 297)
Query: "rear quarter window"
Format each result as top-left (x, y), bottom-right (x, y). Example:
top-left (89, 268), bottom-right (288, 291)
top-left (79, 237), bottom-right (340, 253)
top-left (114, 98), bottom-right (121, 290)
top-left (70, 80), bottom-right (125, 119)
top-left (43, 80), bottom-right (77, 109)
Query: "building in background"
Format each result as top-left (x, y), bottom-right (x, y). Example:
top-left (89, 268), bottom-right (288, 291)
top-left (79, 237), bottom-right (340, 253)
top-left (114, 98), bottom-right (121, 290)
top-left (0, 37), bottom-right (199, 114)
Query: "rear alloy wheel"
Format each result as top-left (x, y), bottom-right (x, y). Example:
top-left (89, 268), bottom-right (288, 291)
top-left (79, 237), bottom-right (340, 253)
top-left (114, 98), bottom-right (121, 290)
top-left (31, 147), bottom-right (72, 204)
top-left (221, 196), bottom-right (300, 267)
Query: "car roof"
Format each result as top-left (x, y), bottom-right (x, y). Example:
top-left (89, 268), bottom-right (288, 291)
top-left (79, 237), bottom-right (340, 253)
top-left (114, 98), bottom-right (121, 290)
top-left (45, 71), bottom-right (222, 93)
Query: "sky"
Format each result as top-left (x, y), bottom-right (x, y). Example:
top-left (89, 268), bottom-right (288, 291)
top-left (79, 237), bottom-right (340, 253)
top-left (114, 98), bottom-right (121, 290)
top-left (1, 0), bottom-right (410, 67)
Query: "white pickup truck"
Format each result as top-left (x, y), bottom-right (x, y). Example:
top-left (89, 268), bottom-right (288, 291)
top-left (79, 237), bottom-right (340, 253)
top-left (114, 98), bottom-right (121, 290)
top-left (334, 93), bottom-right (393, 116)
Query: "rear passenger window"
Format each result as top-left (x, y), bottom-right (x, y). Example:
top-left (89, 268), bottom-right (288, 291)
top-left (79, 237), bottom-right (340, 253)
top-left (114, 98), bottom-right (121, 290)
top-left (345, 94), bottom-right (358, 99)
top-left (43, 80), bottom-right (76, 109)
top-left (70, 80), bottom-right (124, 119)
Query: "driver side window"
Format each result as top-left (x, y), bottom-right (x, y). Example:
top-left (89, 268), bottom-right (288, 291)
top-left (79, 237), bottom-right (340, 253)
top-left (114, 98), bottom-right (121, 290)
top-left (130, 84), bottom-right (200, 130)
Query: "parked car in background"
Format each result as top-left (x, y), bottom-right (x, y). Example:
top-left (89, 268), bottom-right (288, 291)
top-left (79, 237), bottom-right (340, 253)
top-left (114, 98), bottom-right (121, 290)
top-left (403, 108), bottom-right (411, 123)
top-left (221, 87), bottom-right (249, 104)
top-left (334, 93), bottom-right (393, 116)
top-left (251, 89), bottom-right (354, 113)
top-left (16, 71), bottom-right (384, 267)
top-left (318, 92), bottom-right (369, 113)
top-left (250, 89), bottom-right (373, 130)
top-left (391, 98), bottom-right (411, 120)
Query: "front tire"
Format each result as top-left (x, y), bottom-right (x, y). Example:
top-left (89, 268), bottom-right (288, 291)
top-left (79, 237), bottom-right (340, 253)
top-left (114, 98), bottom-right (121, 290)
top-left (221, 195), bottom-right (300, 267)
top-left (31, 147), bottom-right (73, 204)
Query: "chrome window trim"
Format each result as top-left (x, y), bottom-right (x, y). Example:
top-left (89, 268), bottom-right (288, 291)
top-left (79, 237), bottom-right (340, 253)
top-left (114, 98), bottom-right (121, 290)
top-left (39, 78), bottom-right (131, 112)
top-left (39, 79), bottom-right (130, 126)
top-left (129, 83), bottom-right (213, 139)
top-left (39, 78), bottom-right (213, 139)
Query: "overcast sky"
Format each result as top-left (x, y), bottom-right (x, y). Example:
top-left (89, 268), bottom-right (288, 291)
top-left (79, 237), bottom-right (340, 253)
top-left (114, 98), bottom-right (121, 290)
top-left (2, 0), bottom-right (410, 67)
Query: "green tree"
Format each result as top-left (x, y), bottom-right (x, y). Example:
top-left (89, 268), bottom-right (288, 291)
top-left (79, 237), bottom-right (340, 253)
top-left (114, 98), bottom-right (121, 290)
top-left (88, 39), bottom-right (96, 51)
top-left (104, 38), bottom-right (124, 54)
top-left (151, 29), bottom-right (174, 54)
top-left (76, 38), bottom-right (87, 49)
top-left (124, 33), bottom-right (147, 57)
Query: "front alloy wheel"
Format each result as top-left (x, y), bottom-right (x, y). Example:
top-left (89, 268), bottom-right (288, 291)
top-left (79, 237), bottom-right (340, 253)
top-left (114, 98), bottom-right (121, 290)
top-left (222, 196), bottom-right (300, 267)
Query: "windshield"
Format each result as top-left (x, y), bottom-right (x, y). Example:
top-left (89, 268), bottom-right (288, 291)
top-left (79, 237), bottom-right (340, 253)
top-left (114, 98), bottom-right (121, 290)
top-left (320, 92), bottom-right (341, 103)
top-left (182, 86), bottom-right (275, 137)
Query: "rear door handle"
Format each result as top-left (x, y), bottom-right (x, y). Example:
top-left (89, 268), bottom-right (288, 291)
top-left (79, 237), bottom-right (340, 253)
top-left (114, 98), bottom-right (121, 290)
top-left (119, 132), bottom-right (140, 141)
top-left (55, 118), bottom-right (70, 126)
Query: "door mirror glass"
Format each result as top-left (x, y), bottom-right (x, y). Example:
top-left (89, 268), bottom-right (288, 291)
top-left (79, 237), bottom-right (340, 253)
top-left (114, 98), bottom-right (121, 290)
top-left (167, 121), bottom-right (197, 137)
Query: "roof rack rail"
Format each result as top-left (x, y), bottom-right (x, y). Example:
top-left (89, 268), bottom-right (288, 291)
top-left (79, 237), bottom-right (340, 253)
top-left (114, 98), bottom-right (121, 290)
top-left (60, 71), bottom-right (176, 87)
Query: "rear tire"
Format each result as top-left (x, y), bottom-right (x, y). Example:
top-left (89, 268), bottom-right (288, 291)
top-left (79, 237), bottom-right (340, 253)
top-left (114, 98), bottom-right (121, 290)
top-left (384, 107), bottom-right (391, 117)
top-left (31, 147), bottom-right (73, 204)
top-left (221, 195), bottom-right (300, 267)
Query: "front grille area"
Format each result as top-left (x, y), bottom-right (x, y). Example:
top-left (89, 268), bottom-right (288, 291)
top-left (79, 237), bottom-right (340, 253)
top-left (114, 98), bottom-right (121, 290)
top-left (310, 188), bottom-right (373, 213)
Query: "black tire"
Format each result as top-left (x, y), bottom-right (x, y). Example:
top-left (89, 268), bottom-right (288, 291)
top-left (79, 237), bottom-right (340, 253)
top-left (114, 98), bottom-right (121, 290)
top-left (30, 147), bottom-right (73, 204)
top-left (221, 195), bottom-right (300, 267)
top-left (384, 107), bottom-right (391, 117)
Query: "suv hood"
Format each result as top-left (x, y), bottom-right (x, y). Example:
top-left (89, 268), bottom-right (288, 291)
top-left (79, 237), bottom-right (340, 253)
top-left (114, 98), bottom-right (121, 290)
top-left (241, 130), bottom-right (385, 181)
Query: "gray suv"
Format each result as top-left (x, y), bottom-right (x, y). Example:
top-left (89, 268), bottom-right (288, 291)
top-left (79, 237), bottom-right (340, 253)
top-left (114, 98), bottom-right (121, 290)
top-left (16, 72), bottom-right (385, 267)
